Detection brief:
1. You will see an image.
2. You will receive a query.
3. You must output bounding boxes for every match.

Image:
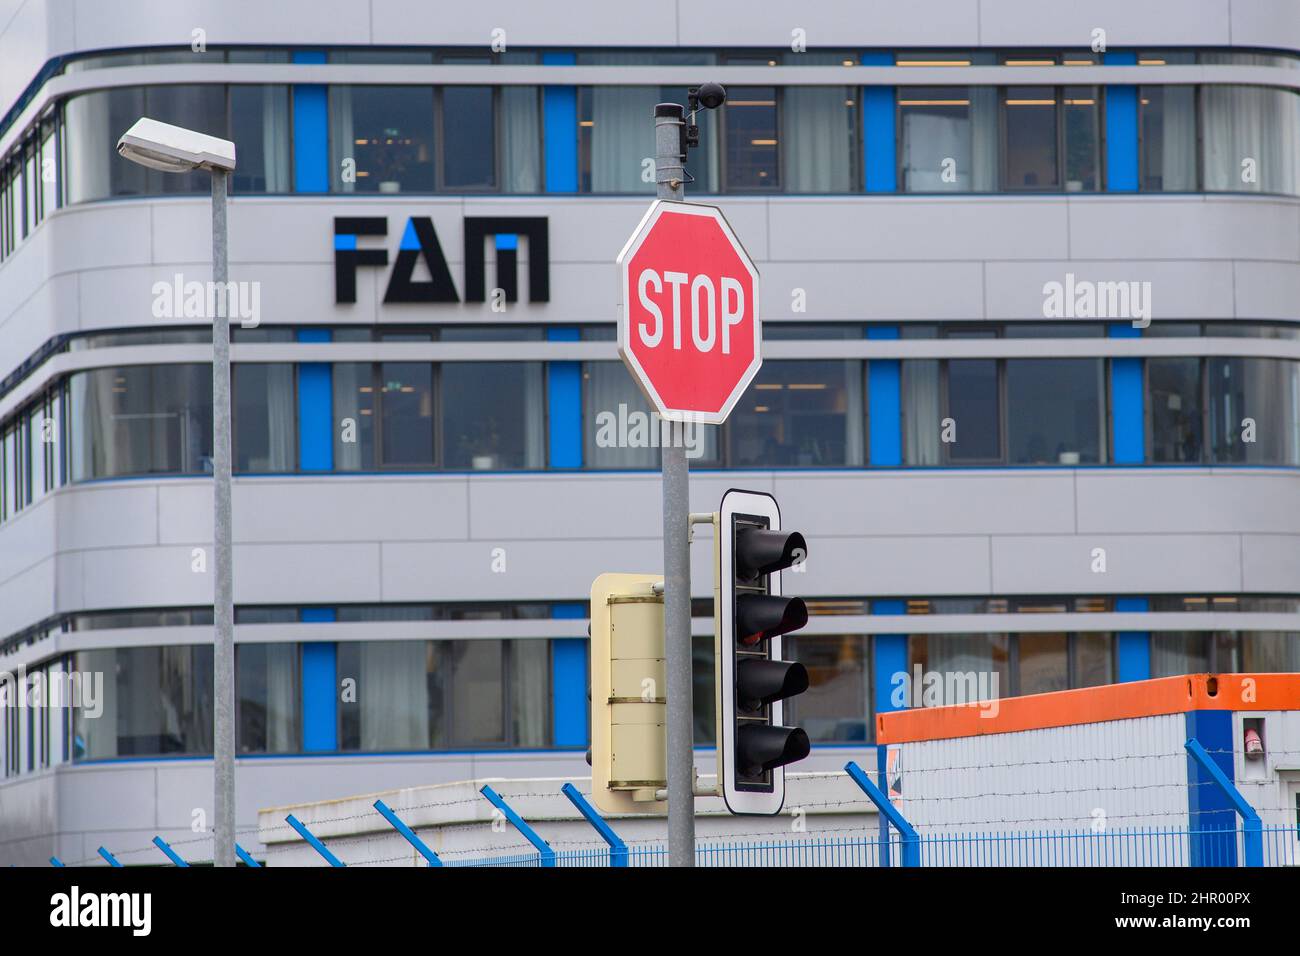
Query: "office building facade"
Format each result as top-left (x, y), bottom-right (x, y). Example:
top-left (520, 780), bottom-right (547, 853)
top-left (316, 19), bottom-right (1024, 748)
top-left (0, 0), bottom-right (1297, 864)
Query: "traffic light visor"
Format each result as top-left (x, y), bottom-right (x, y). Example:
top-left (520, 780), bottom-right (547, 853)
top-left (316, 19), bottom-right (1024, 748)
top-left (735, 528), bottom-right (807, 581)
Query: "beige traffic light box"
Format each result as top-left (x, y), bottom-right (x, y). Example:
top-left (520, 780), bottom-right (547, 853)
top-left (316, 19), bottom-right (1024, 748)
top-left (589, 572), bottom-right (669, 815)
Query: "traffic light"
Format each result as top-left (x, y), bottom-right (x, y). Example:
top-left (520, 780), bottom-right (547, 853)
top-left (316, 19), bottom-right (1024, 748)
top-left (716, 489), bottom-right (811, 814)
top-left (588, 572), bottom-right (669, 815)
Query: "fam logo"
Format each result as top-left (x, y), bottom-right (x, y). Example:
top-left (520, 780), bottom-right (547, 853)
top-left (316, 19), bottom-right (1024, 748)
top-left (333, 216), bottom-right (549, 305)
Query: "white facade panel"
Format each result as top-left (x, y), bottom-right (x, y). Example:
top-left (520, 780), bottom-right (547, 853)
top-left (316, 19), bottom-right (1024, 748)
top-left (761, 260), bottom-right (986, 321)
top-left (0, 468), bottom-right (1296, 629)
top-left (1068, 196), bottom-right (1300, 263)
top-left (991, 533), bottom-right (1243, 594)
top-left (1240, 534), bottom-right (1300, 592)
top-left (978, 0), bottom-right (1233, 48)
top-left (1076, 471), bottom-right (1300, 535)
top-left (1234, 261), bottom-right (1300, 321)
top-left (777, 471), bottom-right (1076, 537)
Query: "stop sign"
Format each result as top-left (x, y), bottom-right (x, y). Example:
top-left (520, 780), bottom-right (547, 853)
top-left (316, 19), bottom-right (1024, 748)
top-left (616, 200), bottom-right (760, 424)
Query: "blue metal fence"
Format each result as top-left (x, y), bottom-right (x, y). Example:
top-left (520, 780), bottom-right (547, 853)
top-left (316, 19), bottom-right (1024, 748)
top-left (442, 825), bottom-right (1296, 868)
top-left (60, 736), bottom-right (1298, 868)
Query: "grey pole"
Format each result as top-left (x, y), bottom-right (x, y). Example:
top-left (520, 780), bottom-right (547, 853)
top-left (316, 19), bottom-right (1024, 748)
top-left (654, 103), bottom-right (695, 867)
top-left (210, 168), bottom-right (235, 868)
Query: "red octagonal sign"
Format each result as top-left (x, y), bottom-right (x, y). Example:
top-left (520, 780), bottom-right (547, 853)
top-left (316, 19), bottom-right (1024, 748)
top-left (617, 201), bottom-right (761, 424)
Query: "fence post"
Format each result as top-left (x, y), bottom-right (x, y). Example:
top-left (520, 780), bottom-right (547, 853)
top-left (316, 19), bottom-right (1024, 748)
top-left (480, 784), bottom-right (556, 867)
top-left (373, 799), bottom-right (443, 867)
top-left (152, 836), bottom-right (190, 867)
top-left (561, 782), bottom-right (628, 867)
top-left (845, 760), bottom-right (921, 867)
top-left (876, 745), bottom-right (891, 867)
top-left (234, 844), bottom-right (262, 867)
top-left (285, 813), bottom-right (346, 867)
top-left (1185, 737), bottom-right (1263, 867)
top-left (97, 846), bottom-right (123, 867)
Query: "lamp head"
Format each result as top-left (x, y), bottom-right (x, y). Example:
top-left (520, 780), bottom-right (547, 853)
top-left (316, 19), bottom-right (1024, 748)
top-left (117, 117), bottom-right (236, 173)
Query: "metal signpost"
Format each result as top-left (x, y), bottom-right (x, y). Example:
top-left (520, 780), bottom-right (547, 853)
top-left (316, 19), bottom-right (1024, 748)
top-left (616, 93), bottom-right (761, 865)
top-left (653, 104), bottom-right (694, 868)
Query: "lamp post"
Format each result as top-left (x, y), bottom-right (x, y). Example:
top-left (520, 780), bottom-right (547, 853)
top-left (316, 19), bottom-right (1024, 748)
top-left (117, 117), bottom-right (238, 868)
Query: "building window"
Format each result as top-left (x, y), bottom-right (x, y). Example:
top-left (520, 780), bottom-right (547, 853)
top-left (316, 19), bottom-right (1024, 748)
top-left (1140, 85), bottom-right (1198, 191)
top-left (1073, 632), bottom-right (1115, 687)
top-left (1006, 359), bottom-right (1105, 465)
top-left (233, 364), bottom-right (296, 472)
top-left (1063, 86), bottom-right (1100, 191)
top-left (0, 159), bottom-right (16, 258)
top-left (1017, 632), bottom-right (1069, 695)
top-left (1201, 85), bottom-right (1300, 195)
top-left (578, 84), bottom-right (717, 193)
top-left (337, 639), bottom-right (550, 752)
top-left (229, 86), bottom-right (291, 193)
top-left (728, 360), bottom-right (866, 467)
top-left (945, 359), bottom-right (1001, 462)
top-left (332, 360), bottom-right (549, 471)
top-left (330, 85), bottom-right (435, 193)
top-left (902, 359), bottom-right (941, 465)
top-left (1003, 85), bottom-right (1058, 189)
top-left (583, 361), bottom-right (661, 468)
top-left (332, 361), bottom-right (436, 469)
top-left (1151, 632), bottom-right (1241, 677)
top-left (74, 645), bottom-right (215, 759)
top-left (1001, 83), bottom-right (1100, 191)
top-left (36, 119), bottom-right (59, 222)
top-left (380, 362), bottom-right (436, 466)
top-left (908, 632), bottom-right (1113, 701)
top-left (499, 86), bottom-right (542, 193)
top-left (508, 639), bottom-right (551, 748)
top-left (782, 52), bottom-right (857, 192)
top-left (723, 60), bottom-right (779, 190)
top-left (907, 634), bottom-right (1011, 705)
top-left (787, 634), bottom-right (872, 743)
top-left (441, 362), bottom-right (545, 469)
top-left (439, 72), bottom-right (496, 190)
top-left (63, 85), bottom-right (248, 202)
top-left (1240, 632), bottom-right (1300, 672)
top-left (338, 640), bottom-right (433, 751)
top-left (327, 81), bottom-right (537, 193)
top-left (447, 640), bottom-right (505, 746)
top-left (899, 86), bottom-right (998, 192)
top-left (333, 362), bottom-right (377, 470)
top-left (1148, 357), bottom-right (1204, 463)
top-left (68, 364), bottom-right (213, 480)
top-left (1208, 358), bottom-right (1300, 465)
top-left (236, 643), bottom-right (301, 753)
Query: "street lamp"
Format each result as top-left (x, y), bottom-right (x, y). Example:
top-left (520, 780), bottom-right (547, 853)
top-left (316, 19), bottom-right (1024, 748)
top-left (117, 117), bottom-right (238, 868)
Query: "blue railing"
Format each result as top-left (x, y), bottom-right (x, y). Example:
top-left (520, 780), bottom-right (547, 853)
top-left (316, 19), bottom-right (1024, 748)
top-left (60, 738), bottom-right (1298, 868)
top-left (441, 826), bottom-right (1296, 868)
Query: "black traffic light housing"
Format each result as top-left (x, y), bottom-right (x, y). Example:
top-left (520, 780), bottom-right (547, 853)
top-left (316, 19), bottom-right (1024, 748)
top-left (716, 489), bottom-right (811, 814)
